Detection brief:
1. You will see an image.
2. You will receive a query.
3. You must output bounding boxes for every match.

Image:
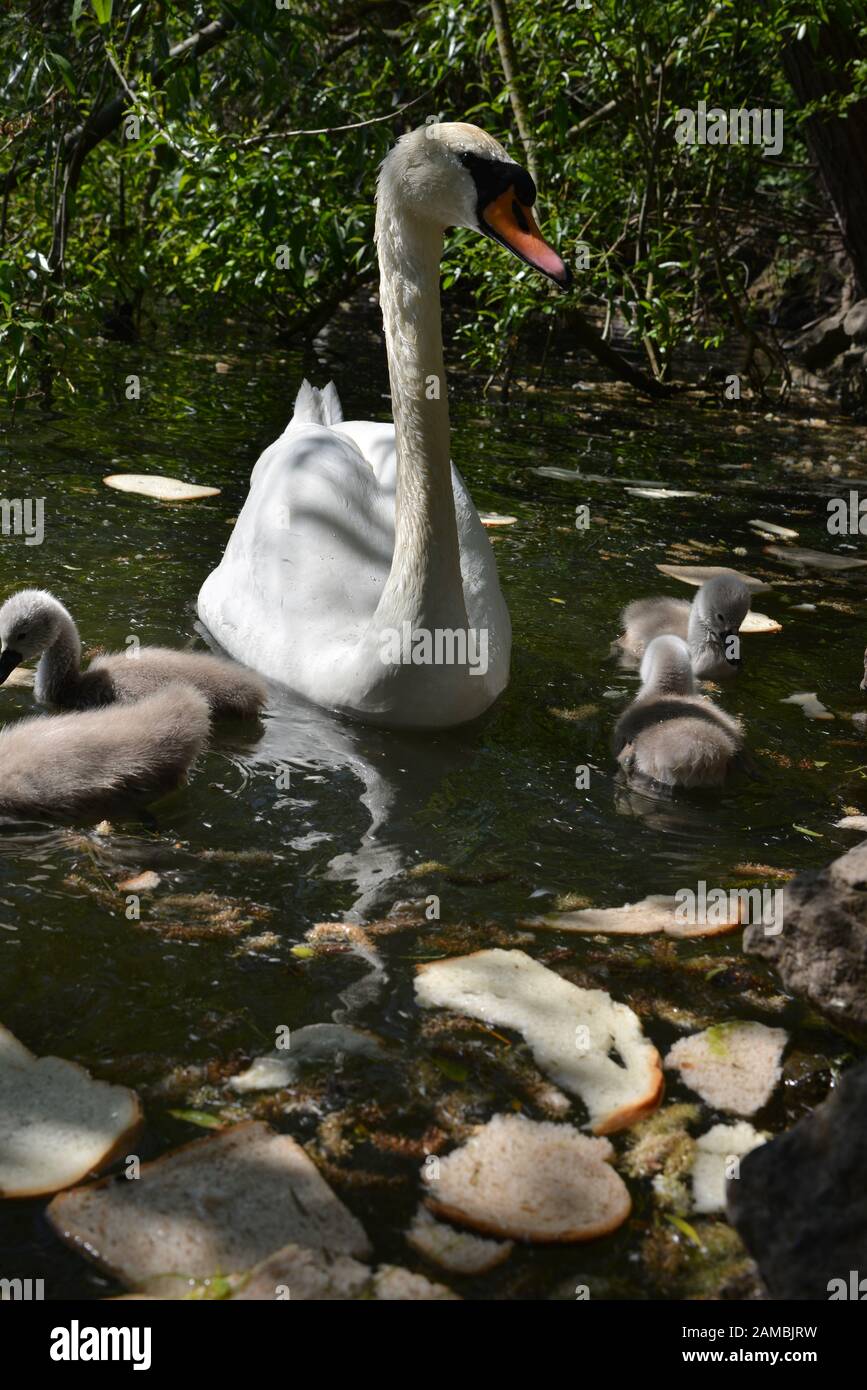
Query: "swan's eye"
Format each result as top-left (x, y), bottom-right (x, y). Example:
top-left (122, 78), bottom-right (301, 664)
top-left (15, 630), bottom-right (27, 641)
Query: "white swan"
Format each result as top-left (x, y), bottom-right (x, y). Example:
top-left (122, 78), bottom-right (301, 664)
top-left (197, 122), bottom-right (570, 728)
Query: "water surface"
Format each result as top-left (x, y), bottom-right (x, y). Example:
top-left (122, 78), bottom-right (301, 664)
top-left (1, 324), bottom-right (865, 1298)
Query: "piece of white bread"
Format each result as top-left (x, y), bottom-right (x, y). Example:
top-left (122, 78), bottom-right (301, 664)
top-left (529, 893), bottom-right (740, 939)
top-left (655, 563), bottom-right (770, 591)
top-left (691, 1121), bottom-right (766, 1214)
top-left (373, 1266), bottom-right (460, 1300)
top-left (0, 1023), bottom-right (142, 1199)
top-left (665, 1022), bottom-right (787, 1116)
top-left (422, 1113), bottom-right (631, 1243)
top-left (231, 1243), bottom-right (458, 1300)
top-left (415, 949), bottom-right (663, 1134)
top-left (406, 1205), bottom-right (513, 1274)
top-left (47, 1120), bottom-right (370, 1295)
top-left (739, 611), bottom-right (782, 634)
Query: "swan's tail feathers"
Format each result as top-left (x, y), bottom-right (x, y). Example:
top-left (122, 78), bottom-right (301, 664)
top-left (320, 381), bottom-right (344, 425)
top-left (289, 379), bottom-right (344, 428)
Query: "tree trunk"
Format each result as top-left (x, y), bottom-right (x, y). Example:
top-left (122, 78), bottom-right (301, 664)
top-left (782, 20), bottom-right (867, 295)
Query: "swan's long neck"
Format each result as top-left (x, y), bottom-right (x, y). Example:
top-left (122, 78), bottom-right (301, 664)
top-left (372, 192), bottom-right (468, 632)
top-left (35, 605), bottom-right (83, 705)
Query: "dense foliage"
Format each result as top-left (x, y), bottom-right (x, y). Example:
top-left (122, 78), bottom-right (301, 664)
top-left (1, 0), bottom-right (866, 403)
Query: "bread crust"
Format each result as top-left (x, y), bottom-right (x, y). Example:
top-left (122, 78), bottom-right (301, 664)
top-left (0, 1050), bottom-right (143, 1200)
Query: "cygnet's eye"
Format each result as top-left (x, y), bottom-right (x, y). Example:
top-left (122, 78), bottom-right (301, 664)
top-left (715, 613), bottom-right (725, 626)
top-left (15, 630), bottom-right (28, 642)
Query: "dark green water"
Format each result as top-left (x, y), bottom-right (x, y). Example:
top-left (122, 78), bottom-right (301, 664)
top-left (1, 327), bottom-right (866, 1298)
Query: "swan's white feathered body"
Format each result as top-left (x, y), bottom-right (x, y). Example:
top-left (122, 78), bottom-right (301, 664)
top-left (197, 385), bottom-right (510, 727)
top-left (198, 123), bottom-right (568, 728)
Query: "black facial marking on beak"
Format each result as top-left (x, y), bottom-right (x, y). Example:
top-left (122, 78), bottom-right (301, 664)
top-left (459, 152), bottom-right (537, 210)
top-left (0, 648), bottom-right (23, 684)
top-left (459, 152), bottom-right (572, 290)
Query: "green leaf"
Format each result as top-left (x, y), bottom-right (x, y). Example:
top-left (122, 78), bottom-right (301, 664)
top-left (167, 1109), bottom-right (223, 1129)
top-left (90, 0), bottom-right (113, 26)
top-left (793, 824), bottom-right (823, 839)
top-left (666, 1215), bottom-right (703, 1247)
top-left (48, 51), bottom-right (77, 96)
top-left (431, 1055), bottom-right (468, 1082)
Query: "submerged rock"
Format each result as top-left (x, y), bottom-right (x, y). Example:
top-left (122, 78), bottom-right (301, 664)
top-left (728, 1059), bottom-right (867, 1299)
top-left (230, 1023), bottom-right (388, 1093)
top-left (744, 840), bottom-right (867, 1042)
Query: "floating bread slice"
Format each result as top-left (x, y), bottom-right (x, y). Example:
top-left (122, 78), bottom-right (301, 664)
top-left (740, 611), bottom-right (782, 634)
top-left (781, 691), bottom-right (834, 720)
top-left (0, 1024), bottom-right (142, 1199)
top-left (232, 1242), bottom-right (458, 1300)
top-left (46, 1120), bottom-right (369, 1295)
top-left (479, 513), bottom-right (518, 527)
top-left (373, 1265), bottom-right (459, 1300)
top-left (835, 815), bottom-right (867, 831)
top-left (691, 1121), bottom-right (766, 1214)
top-left (748, 519), bottom-right (798, 540)
top-left (665, 1023), bottom-right (787, 1117)
top-left (103, 473), bottom-right (220, 502)
top-left (655, 563), bottom-right (770, 592)
top-left (764, 544), bottom-right (867, 571)
top-left (529, 894), bottom-right (740, 939)
top-left (415, 949), bottom-right (662, 1133)
top-left (626, 488), bottom-right (702, 499)
top-left (422, 1113), bottom-right (631, 1243)
top-left (406, 1205), bottom-right (513, 1274)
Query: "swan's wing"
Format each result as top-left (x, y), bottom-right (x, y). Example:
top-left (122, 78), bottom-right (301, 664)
top-left (199, 423), bottom-right (394, 685)
top-left (333, 420), bottom-right (397, 492)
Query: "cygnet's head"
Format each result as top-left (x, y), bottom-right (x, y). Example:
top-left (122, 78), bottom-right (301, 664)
top-left (690, 575), bottom-right (752, 671)
top-left (640, 635), bottom-right (696, 696)
top-left (377, 121), bottom-right (571, 288)
top-left (0, 589), bottom-right (68, 682)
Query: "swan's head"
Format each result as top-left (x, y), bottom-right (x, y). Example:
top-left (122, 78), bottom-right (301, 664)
top-left (639, 635), bottom-right (696, 696)
top-left (0, 589), bottom-right (67, 682)
top-left (689, 574), bottom-right (752, 674)
top-left (377, 121), bottom-right (571, 288)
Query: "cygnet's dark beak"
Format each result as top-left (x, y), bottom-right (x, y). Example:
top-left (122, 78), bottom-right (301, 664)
top-left (0, 648), bottom-right (23, 684)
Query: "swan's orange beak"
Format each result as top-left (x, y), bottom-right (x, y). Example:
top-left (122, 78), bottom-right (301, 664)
top-left (480, 187), bottom-right (572, 289)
